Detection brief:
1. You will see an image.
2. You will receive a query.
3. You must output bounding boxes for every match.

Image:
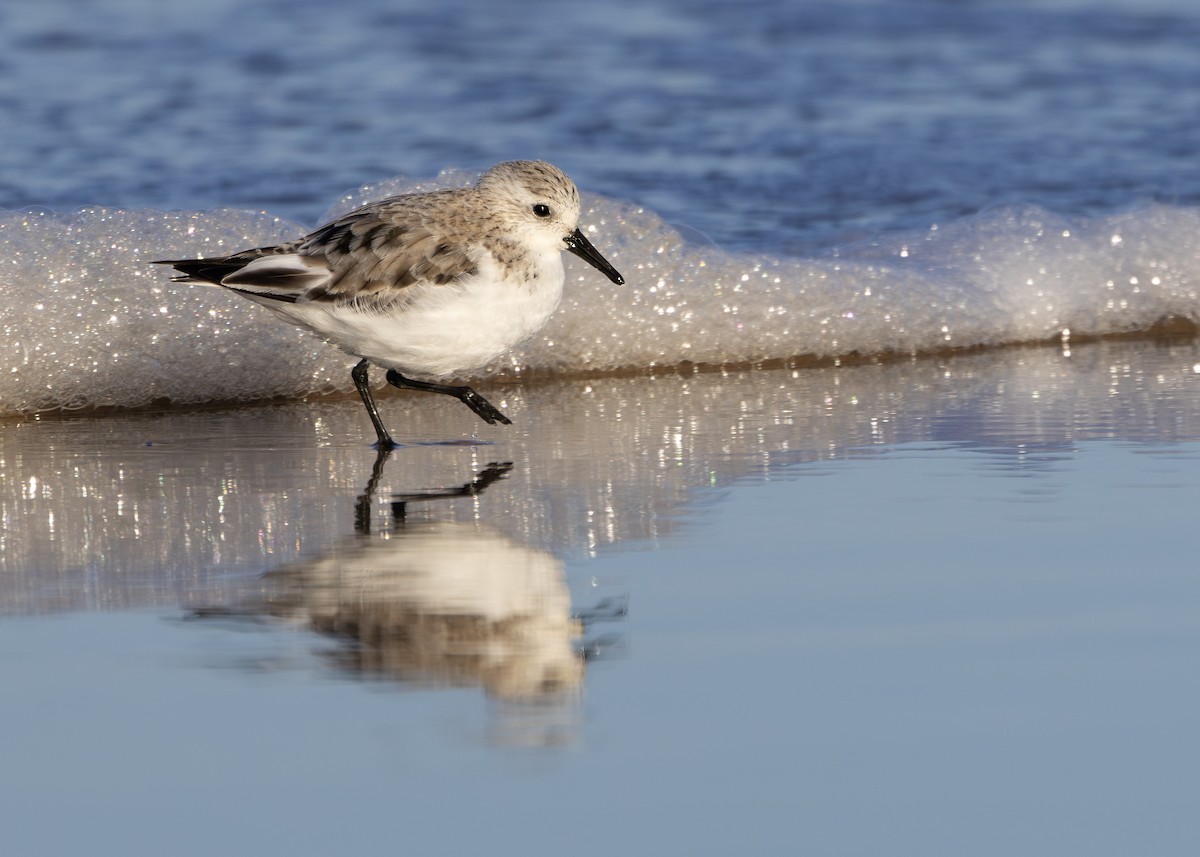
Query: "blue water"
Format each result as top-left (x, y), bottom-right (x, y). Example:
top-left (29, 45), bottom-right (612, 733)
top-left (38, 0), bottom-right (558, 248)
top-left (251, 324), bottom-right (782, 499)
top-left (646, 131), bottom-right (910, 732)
top-left (4, 370), bottom-right (1200, 855)
top-left (4, 0), bottom-right (1200, 245)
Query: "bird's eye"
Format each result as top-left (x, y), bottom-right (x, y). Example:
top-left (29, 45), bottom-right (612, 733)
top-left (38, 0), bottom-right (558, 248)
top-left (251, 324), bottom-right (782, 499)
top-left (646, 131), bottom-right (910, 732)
top-left (532, 203), bottom-right (552, 218)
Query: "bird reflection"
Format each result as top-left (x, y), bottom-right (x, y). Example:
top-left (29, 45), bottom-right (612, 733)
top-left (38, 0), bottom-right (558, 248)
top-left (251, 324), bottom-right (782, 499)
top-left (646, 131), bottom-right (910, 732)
top-left (273, 458), bottom-right (585, 699)
top-left (194, 451), bottom-right (615, 706)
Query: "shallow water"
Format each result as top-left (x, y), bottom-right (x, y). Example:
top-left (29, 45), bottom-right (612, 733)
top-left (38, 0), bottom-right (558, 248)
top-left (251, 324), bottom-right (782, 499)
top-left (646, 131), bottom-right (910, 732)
top-left (3, 338), bottom-right (1200, 855)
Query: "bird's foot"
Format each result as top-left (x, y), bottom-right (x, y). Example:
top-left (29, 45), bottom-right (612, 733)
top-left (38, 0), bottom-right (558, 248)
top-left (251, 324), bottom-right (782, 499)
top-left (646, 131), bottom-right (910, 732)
top-left (458, 388), bottom-right (512, 425)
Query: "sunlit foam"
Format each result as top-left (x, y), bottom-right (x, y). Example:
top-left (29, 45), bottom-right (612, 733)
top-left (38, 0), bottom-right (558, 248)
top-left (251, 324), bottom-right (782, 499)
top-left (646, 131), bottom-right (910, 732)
top-left (3, 171), bottom-right (1199, 414)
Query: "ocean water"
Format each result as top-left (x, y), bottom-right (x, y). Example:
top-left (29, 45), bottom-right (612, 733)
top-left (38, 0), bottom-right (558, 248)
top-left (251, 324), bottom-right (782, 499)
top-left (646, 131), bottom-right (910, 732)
top-left (5, 344), bottom-right (1200, 855)
top-left (3, 1), bottom-right (1200, 854)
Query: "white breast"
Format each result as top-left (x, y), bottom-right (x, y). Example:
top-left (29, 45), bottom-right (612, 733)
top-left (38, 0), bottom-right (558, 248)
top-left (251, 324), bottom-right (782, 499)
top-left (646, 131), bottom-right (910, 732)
top-left (272, 254), bottom-right (566, 377)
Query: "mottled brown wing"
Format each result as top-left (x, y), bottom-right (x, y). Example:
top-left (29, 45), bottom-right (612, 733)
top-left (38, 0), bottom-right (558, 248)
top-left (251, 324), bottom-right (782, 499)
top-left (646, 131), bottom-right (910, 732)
top-left (299, 191), bottom-right (480, 301)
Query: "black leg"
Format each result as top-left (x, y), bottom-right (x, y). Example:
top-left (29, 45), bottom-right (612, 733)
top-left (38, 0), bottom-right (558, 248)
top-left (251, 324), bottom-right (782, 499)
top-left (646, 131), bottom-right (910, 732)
top-left (384, 370), bottom-right (512, 425)
top-left (351, 359), bottom-right (399, 449)
top-left (356, 460), bottom-right (514, 534)
top-left (389, 462), bottom-right (515, 504)
top-left (354, 445), bottom-right (394, 533)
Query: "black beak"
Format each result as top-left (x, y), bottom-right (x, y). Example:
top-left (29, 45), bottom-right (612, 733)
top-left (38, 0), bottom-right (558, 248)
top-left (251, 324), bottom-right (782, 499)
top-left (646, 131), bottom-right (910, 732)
top-left (564, 228), bottom-right (624, 285)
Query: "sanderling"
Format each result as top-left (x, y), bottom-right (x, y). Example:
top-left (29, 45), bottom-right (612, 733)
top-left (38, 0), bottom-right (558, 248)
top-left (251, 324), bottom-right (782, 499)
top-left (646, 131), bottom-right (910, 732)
top-left (157, 160), bottom-right (624, 448)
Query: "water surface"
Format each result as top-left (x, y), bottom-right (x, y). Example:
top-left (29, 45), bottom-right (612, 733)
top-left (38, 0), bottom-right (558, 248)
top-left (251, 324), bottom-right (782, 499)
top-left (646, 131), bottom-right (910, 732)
top-left (4, 340), bottom-right (1199, 854)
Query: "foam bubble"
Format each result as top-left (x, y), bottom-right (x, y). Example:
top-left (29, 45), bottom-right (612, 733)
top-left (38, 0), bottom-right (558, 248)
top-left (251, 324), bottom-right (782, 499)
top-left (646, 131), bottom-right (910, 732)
top-left (513, 200), bottom-right (1200, 375)
top-left (3, 178), bottom-right (1199, 414)
top-left (0, 206), bottom-right (348, 412)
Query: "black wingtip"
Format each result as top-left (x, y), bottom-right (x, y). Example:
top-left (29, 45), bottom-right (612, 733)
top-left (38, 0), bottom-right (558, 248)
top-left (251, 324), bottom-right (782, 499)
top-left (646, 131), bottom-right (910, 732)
top-left (153, 257), bottom-right (247, 285)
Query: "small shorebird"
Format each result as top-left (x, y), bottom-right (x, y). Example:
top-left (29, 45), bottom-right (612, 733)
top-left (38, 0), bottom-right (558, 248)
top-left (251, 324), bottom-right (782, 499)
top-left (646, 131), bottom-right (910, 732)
top-left (157, 160), bottom-right (624, 448)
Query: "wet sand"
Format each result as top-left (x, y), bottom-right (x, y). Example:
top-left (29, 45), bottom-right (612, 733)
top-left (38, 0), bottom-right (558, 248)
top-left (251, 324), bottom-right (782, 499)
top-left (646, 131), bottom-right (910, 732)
top-left (3, 337), bottom-right (1200, 855)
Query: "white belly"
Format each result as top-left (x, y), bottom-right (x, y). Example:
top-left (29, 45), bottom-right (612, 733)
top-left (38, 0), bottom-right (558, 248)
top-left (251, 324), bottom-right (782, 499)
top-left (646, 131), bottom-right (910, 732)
top-left (270, 265), bottom-right (565, 377)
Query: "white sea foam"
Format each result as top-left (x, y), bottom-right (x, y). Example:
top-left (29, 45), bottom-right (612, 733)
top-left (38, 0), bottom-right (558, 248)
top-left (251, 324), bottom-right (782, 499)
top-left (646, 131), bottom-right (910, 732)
top-left (2, 173), bottom-right (1199, 414)
top-left (538, 200), bottom-right (1200, 375)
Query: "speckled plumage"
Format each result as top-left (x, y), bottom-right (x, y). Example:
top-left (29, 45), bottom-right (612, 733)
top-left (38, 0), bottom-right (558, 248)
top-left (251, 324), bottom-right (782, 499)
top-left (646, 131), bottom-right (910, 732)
top-left (156, 160), bottom-right (624, 448)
